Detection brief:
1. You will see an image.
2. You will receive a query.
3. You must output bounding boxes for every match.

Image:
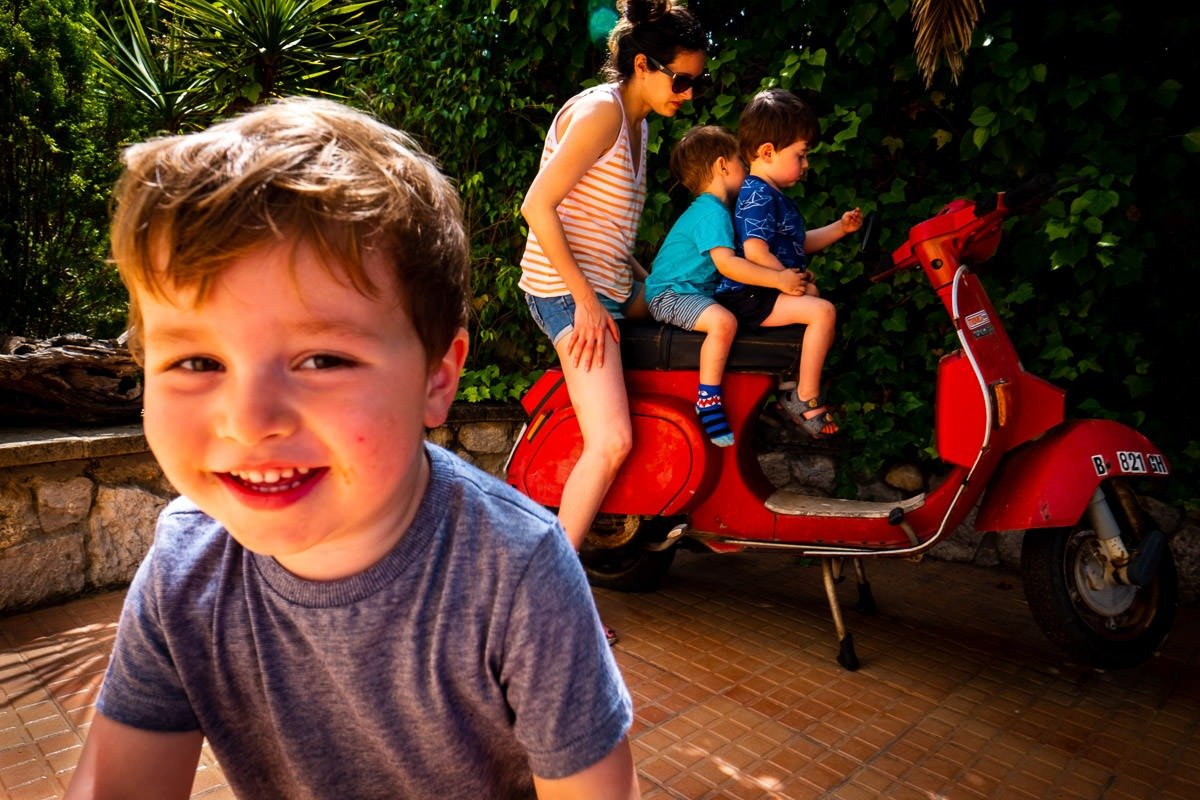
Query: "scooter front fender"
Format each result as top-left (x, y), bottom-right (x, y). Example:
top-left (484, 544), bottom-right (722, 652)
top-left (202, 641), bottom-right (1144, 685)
top-left (975, 419), bottom-right (1171, 532)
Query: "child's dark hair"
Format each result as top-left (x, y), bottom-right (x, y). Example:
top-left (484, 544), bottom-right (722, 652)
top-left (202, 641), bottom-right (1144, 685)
top-left (671, 125), bottom-right (738, 196)
top-left (603, 0), bottom-right (706, 81)
top-left (110, 97), bottom-right (469, 368)
top-left (737, 88), bottom-right (821, 166)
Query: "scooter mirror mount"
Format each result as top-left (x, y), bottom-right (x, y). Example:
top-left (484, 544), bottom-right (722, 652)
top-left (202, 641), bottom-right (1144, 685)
top-left (861, 211), bottom-right (901, 283)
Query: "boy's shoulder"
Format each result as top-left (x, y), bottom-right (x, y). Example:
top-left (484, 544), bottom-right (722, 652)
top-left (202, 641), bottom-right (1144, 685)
top-left (661, 192), bottom-right (732, 242)
top-left (681, 191), bottom-right (732, 220)
top-left (687, 191), bottom-right (724, 210)
top-left (426, 442), bottom-right (561, 537)
top-left (737, 174), bottom-right (777, 198)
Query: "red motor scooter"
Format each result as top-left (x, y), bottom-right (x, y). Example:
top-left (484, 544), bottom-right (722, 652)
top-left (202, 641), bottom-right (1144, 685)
top-left (505, 176), bottom-right (1176, 671)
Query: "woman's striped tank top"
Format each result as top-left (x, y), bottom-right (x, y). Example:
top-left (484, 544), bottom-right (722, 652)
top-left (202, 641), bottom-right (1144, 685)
top-left (519, 83), bottom-right (648, 301)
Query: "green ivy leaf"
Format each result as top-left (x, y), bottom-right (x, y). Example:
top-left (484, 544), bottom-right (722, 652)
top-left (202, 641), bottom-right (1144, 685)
top-left (968, 106), bottom-right (996, 127)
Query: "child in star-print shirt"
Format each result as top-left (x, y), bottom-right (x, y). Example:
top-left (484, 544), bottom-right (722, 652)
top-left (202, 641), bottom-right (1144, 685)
top-left (715, 88), bottom-right (862, 439)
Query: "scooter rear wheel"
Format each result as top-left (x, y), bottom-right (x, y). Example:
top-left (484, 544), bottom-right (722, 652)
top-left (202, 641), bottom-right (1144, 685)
top-left (580, 515), bottom-right (677, 592)
top-left (1020, 483), bottom-right (1178, 668)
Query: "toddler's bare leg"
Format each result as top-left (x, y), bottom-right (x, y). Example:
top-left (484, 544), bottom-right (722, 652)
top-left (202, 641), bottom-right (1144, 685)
top-left (760, 295), bottom-right (836, 401)
top-left (692, 304), bottom-right (738, 447)
top-left (692, 305), bottom-right (737, 386)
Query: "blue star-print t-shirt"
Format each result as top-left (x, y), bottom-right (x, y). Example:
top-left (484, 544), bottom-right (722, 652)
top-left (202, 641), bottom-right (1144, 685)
top-left (717, 174), bottom-right (808, 294)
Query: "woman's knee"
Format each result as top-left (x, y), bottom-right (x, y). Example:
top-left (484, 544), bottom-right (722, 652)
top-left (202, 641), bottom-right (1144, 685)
top-left (582, 422), bottom-right (633, 474)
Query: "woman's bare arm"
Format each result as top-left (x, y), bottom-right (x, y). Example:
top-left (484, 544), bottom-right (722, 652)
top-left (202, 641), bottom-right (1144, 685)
top-left (520, 95), bottom-right (625, 369)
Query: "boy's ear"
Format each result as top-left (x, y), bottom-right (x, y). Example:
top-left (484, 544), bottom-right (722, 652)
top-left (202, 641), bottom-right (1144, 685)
top-left (755, 142), bottom-right (775, 162)
top-left (423, 327), bottom-right (469, 429)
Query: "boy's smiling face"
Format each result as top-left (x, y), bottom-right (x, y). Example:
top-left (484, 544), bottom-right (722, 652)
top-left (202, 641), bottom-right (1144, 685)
top-left (137, 239), bottom-right (466, 580)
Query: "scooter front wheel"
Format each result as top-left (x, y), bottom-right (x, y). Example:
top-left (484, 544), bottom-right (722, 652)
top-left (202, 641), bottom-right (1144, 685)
top-left (1020, 483), bottom-right (1178, 668)
top-left (580, 514), bottom-right (677, 592)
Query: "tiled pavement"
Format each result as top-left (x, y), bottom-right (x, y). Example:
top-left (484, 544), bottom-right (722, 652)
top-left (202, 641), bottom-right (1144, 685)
top-left (2, 549), bottom-right (1197, 799)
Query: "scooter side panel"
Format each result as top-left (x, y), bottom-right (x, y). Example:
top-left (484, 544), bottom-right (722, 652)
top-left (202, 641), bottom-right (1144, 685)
top-left (975, 419), bottom-right (1171, 531)
top-left (935, 351), bottom-right (988, 467)
top-left (507, 393), bottom-right (712, 516)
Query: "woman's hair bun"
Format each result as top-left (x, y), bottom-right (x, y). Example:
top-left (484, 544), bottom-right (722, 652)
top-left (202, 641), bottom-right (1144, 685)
top-left (620, 0), bottom-right (669, 26)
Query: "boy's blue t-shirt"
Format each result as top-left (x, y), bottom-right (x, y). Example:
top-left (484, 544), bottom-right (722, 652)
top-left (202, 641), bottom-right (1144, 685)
top-left (645, 192), bottom-right (735, 301)
top-left (717, 174), bottom-right (808, 294)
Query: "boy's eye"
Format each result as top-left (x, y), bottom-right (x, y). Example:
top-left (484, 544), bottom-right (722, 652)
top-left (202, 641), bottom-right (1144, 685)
top-left (173, 356), bottom-right (222, 372)
top-left (298, 354), bottom-right (355, 370)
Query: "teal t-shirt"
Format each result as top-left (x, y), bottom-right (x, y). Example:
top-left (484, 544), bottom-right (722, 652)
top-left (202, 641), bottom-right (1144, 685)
top-left (646, 192), bottom-right (735, 301)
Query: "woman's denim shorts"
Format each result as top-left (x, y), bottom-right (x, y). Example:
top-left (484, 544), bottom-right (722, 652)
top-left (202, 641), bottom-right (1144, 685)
top-left (525, 284), bottom-right (643, 345)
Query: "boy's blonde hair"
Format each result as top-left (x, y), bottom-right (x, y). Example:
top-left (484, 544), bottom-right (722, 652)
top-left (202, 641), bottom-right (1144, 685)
top-left (110, 96), bottom-right (469, 366)
top-left (737, 88), bottom-right (820, 166)
top-left (670, 125), bottom-right (739, 196)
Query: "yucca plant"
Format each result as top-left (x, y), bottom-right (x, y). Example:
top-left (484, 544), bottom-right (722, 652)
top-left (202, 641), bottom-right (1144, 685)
top-left (91, 0), bottom-right (379, 129)
top-left (161, 0), bottom-right (380, 111)
top-left (91, 0), bottom-right (209, 132)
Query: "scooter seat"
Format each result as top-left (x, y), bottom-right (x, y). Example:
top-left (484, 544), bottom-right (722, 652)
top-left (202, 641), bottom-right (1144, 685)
top-left (618, 320), bottom-right (804, 373)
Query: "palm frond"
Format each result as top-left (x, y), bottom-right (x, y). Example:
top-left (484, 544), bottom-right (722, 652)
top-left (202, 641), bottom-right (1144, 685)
top-left (911, 0), bottom-right (985, 87)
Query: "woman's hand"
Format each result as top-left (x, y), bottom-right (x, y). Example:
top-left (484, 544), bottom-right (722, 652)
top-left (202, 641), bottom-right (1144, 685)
top-left (566, 292), bottom-right (620, 371)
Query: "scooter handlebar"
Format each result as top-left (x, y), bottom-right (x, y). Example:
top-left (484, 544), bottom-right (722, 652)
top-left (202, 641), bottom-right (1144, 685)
top-left (860, 211), bottom-right (904, 283)
top-left (1001, 173), bottom-right (1086, 213)
top-left (867, 174), bottom-right (1087, 283)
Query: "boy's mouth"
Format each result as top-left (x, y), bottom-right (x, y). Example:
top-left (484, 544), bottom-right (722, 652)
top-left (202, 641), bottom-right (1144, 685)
top-left (224, 467), bottom-right (324, 494)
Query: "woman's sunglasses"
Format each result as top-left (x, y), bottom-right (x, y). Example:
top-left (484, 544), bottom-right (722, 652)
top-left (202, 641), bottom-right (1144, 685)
top-left (646, 55), bottom-right (709, 96)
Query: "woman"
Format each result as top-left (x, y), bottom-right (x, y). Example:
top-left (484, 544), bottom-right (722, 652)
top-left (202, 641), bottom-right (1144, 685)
top-left (519, 0), bottom-right (706, 645)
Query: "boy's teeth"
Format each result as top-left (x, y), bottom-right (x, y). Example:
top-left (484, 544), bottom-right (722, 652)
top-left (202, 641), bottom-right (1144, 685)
top-left (232, 467), bottom-right (310, 484)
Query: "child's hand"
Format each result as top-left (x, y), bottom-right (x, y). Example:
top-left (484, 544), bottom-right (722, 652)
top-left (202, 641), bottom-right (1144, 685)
top-left (776, 269), bottom-right (808, 296)
top-left (841, 207), bottom-right (863, 234)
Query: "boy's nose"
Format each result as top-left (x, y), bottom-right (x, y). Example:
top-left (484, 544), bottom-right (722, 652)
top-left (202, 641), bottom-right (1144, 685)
top-left (216, 371), bottom-right (298, 445)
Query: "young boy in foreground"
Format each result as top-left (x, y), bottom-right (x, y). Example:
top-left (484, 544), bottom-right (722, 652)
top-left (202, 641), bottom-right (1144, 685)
top-left (716, 89), bottom-right (863, 439)
top-left (645, 125), bottom-right (806, 446)
top-left (65, 97), bottom-right (637, 800)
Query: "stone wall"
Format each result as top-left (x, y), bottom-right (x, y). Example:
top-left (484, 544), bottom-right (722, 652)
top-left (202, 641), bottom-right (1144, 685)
top-left (0, 424), bottom-right (170, 612)
top-left (1, 405), bottom-right (1196, 615)
top-left (0, 406), bottom-right (525, 615)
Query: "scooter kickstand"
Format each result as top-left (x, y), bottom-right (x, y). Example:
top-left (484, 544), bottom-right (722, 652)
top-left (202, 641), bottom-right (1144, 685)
top-left (822, 559), bottom-right (861, 671)
top-left (852, 559), bottom-right (877, 615)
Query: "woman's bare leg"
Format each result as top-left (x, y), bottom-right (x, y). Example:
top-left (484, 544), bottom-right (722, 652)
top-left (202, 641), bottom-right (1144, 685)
top-left (554, 331), bottom-right (633, 550)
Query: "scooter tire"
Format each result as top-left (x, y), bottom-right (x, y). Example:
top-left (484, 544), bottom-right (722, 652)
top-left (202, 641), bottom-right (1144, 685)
top-left (580, 515), bottom-right (678, 592)
top-left (582, 546), bottom-right (676, 593)
top-left (1020, 493), bottom-right (1178, 668)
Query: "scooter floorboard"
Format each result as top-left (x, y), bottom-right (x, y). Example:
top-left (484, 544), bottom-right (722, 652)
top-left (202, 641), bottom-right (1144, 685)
top-left (765, 489), bottom-right (926, 518)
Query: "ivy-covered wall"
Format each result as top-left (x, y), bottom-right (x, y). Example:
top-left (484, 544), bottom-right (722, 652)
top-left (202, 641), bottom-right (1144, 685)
top-left (5, 0), bottom-right (1197, 506)
top-left (343, 0), bottom-right (1198, 504)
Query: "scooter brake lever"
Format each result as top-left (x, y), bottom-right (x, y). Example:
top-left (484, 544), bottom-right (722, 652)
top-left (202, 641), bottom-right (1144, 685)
top-left (858, 211), bottom-right (880, 257)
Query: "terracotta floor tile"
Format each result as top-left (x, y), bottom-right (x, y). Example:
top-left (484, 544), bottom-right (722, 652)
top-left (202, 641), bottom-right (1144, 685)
top-left (1, 552), bottom-right (1197, 799)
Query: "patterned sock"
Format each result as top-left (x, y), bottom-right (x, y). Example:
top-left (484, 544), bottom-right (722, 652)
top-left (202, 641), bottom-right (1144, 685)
top-left (696, 384), bottom-right (734, 447)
